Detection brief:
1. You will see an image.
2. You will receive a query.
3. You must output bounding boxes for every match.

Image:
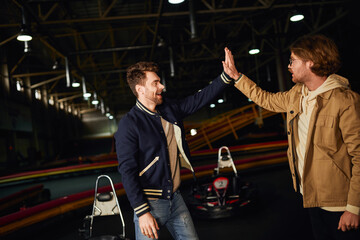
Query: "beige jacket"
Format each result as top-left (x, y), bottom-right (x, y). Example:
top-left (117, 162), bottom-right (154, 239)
top-left (235, 74), bottom-right (360, 210)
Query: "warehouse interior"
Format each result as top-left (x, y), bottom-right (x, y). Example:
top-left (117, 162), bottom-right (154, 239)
top-left (0, 0), bottom-right (358, 239)
top-left (0, 0), bottom-right (357, 173)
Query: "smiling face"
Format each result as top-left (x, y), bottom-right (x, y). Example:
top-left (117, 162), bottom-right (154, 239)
top-left (136, 71), bottom-right (165, 107)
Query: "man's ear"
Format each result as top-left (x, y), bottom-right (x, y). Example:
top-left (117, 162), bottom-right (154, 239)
top-left (135, 84), bottom-right (144, 96)
top-left (306, 60), bottom-right (314, 68)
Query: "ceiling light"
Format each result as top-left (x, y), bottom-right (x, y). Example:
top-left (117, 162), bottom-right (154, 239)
top-left (83, 92), bottom-right (91, 98)
top-left (290, 14), bottom-right (304, 22)
top-left (72, 82), bottom-right (80, 88)
top-left (16, 80), bottom-right (23, 92)
top-left (17, 29), bottom-right (32, 41)
top-left (249, 48), bottom-right (260, 55)
top-left (168, 0), bottom-right (185, 4)
top-left (52, 59), bottom-right (59, 70)
top-left (34, 89), bottom-right (41, 100)
top-left (190, 129), bottom-right (197, 136)
top-left (72, 80), bottom-right (80, 88)
top-left (92, 92), bottom-right (99, 105)
top-left (290, 11), bottom-right (304, 22)
top-left (157, 38), bottom-right (165, 47)
top-left (249, 40), bottom-right (260, 55)
top-left (49, 97), bottom-right (54, 105)
top-left (217, 98), bottom-right (224, 104)
top-left (17, 7), bottom-right (32, 42)
top-left (210, 103), bottom-right (215, 108)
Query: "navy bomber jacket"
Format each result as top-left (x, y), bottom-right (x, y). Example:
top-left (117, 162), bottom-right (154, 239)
top-left (115, 72), bottom-right (232, 217)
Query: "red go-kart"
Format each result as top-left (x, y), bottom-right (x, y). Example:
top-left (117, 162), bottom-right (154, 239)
top-left (187, 146), bottom-right (257, 219)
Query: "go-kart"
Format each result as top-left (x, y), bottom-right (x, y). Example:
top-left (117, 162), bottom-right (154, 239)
top-left (79, 175), bottom-right (131, 240)
top-left (187, 146), bottom-right (257, 219)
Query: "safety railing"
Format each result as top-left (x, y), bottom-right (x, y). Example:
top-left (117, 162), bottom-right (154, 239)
top-left (185, 103), bottom-right (284, 151)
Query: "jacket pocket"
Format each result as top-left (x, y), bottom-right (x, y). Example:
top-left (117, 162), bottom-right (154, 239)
top-left (314, 160), bottom-right (349, 201)
top-left (316, 115), bottom-right (334, 128)
top-left (314, 115), bottom-right (337, 148)
top-left (139, 156), bottom-right (159, 176)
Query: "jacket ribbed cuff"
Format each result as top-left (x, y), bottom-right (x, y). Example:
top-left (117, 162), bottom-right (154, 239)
top-left (220, 72), bottom-right (232, 84)
top-left (134, 202), bottom-right (151, 217)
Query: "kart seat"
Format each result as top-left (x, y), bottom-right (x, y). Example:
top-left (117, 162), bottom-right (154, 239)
top-left (79, 175), bottom-right (129, 240)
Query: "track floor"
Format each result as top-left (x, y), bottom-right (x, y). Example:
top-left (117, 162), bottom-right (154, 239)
top-left (4, 163), bottom-right (315, 240)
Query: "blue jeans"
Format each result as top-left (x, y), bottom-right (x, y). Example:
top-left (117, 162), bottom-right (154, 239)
top-left (133, 190), bottom-right (199, 240)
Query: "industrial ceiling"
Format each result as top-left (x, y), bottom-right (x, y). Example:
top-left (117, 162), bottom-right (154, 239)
top-left (0, 0), bottom-right (356, 118)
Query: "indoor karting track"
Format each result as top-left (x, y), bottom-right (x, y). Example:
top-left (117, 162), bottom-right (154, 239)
top-left (2, 162), bottom-right (315, 240)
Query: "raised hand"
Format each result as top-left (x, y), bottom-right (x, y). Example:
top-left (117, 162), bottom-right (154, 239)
top-left (222, 47), bottom-right (241, 80)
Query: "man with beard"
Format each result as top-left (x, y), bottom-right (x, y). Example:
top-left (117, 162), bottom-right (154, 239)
top-left (114, 59), bottom-right (232, 240)
top-left (222, 35), bottom-right (360, 240)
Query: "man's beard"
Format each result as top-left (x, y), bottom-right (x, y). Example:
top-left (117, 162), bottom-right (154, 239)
top-left (145, 92), bottom-right (163, 105)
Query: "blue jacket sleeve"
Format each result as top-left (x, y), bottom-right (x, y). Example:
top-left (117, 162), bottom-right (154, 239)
top-left (175, 72), bottom-right (232, 119)
top-left (114, 115), bottom-right (151, 217)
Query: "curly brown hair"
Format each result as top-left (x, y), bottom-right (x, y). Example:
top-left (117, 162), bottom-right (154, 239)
top-left (290, 35), bottom-right (341, 77)
top-left (126, 61), bottom-right (159, 97)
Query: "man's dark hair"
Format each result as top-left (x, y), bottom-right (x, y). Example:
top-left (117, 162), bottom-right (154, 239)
top-left (126, 62), bottom-right (159, 97)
